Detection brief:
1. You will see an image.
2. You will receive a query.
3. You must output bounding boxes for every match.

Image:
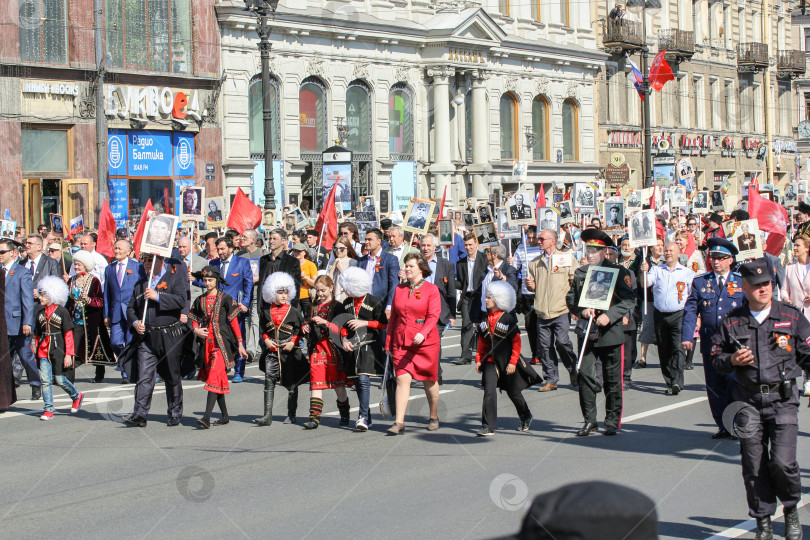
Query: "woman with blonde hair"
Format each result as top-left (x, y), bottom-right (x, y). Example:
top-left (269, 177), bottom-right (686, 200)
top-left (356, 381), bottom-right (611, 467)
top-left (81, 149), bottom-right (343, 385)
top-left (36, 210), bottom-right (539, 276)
top-left (325, 236), bottom-right (359, 302)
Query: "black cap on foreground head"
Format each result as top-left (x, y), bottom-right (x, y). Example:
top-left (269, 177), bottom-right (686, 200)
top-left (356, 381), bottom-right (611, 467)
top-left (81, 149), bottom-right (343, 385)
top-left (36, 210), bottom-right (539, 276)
top-left (507, 481), bottom-right (658, 540)
top-left (192, 265), bottom-right (227, 284)
top-left (708, 212), bottom-right (724, 225)
top-left (706, 237), bottom-right (738, 258)
top-left (739, 258), bottom-right (772, 286)
top-left (580, 228), bottom-right (615, 249)
top-left (380, 218), bottom-right (393, 230)
top-left (798, 201), bottom-right (810, 215)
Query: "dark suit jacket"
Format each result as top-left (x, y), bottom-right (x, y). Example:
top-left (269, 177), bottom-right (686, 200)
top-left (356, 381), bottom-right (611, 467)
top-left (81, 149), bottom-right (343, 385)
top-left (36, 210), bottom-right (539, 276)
top-left (126, 259), bottom-right (190, 326)
top-left (455, 251), bottom-right (488, 293)
top-left (429, 256), bottom-right (456, 325)
top-left (258, 250), bottom-right (301, 312)
top-left (356, 250), bottom-right (400, 307)
top-left (469, 261), bottom-right (519, 324)
top-left (20, 255), bottom-right (61, 288)
top-left (104, 258), bottom-right (147, 324)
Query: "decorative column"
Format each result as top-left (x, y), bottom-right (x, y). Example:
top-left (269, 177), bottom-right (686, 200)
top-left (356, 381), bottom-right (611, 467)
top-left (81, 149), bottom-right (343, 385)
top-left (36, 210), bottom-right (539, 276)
top-left (469, 69), bottom-right (490, 198)
top-left (427, 67), bottom-right (455, 198)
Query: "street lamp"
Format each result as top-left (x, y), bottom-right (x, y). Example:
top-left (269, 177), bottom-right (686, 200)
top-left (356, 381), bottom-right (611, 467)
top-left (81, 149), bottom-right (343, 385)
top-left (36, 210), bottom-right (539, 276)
top-left (626, 0), bottom-right (661, 189)
top-left (244, 0), bottom-right (280, 210)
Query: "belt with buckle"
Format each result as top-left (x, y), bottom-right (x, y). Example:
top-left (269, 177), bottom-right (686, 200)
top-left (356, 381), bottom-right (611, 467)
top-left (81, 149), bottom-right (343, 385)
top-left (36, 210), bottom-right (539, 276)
top-left (739, 380), bottom-right (793, 394)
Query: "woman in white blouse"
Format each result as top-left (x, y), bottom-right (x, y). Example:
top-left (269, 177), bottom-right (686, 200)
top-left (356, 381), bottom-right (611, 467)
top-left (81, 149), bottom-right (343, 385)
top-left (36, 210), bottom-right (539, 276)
top-left (783, 234), bottom-right (810, 396)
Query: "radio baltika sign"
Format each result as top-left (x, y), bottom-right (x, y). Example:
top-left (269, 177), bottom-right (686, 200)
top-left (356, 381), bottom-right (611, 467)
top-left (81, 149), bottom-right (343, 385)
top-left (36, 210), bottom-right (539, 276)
top-left (605, 153), bottom-right (630, 188)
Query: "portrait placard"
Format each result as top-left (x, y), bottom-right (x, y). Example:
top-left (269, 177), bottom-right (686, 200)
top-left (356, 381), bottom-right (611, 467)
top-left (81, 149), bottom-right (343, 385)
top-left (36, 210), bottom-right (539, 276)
top-left (731, 219), bottom-right (763, 260)
top-left (477, 203), bottom-right (494, 225)
top-left (359, 196), bottom-right (376, 214)
top-left (473, 221), bottom-right (498, 248)
top-left (505, 191), bottom-right (535, 227)
top-left (573, 183), bottom-right (597, 214)
top-left (50, 214), bottom-right (64, 238)
top-left (180, 185), bottom-right (205, 221)
top-left (692, 190), bottom-right (710, 213)
top-left (536, 207), bottom-right (560, 234)
top-left (578, 265), bottom-right (619, 311)
top-left (140, 212), bottom-right (180, 258)
top-left (438, 220), bottom-right (454, 246)
top-left (784, 184), bottom-right (798, 207)
top-left (0, 220), bottom-right (16, 238)
top-left (711, 190), bottom-right (725, 211)
top-left (462, 212), bottom-right (476, 228)
top-left (626, 190), bottom-right (643, 213)
top-left (402, 198), bottom-right (436, 235)
top-left (628, 209), bottom-right (658, 248)
top-left (205, 197), bottom-right (226, 228)
top-left (555, 200), bottom-right (574, 225)
top-left (604, 199), bottom-right (625, 232)
top-left (496, 208), bottom-right (521, 239)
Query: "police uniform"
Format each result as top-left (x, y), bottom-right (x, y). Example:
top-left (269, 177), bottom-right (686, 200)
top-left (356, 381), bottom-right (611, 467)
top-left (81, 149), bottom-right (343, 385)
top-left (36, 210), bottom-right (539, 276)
top-left (711, 259), bottom-right (808, 537)
top-left (565, 230), bottom-right (636, 436)
top-left (681, 238), bottom-right (744, 438)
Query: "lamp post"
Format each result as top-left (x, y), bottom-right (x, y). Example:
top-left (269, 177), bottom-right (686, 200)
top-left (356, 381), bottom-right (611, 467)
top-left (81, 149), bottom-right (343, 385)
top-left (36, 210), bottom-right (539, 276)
top-left (244, 0), bottom-right (280, 210)
top-left (626, 0), bottom-right (661, 189)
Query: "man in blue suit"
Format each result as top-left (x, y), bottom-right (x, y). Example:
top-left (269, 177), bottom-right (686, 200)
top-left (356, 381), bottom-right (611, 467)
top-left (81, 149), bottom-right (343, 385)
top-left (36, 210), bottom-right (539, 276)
top-left (356, 228), bottom-right (399, 317)
top-left (202, 236), bottom-right (253, 382)
top-left (104, 239), bottom-right (147, 383)
top-left (681, 237), bottom-right (745, 439)
top-left (1, 239), bottom-right (38, 399)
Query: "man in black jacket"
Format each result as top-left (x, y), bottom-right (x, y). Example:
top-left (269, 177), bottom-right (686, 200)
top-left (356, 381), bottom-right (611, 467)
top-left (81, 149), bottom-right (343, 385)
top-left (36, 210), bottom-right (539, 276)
top-left (453, 233), bottom-right (488, 365)
top-left (419, 234), bottom-right (456, 355)
top-left (258, 229), bottom-right (302, 317)
top-left (20, 235), bottom-right (61, 292)
top-left (123, 254), bottom-right (190, 427)
top-left (470, 244), bottom-right (519, 324)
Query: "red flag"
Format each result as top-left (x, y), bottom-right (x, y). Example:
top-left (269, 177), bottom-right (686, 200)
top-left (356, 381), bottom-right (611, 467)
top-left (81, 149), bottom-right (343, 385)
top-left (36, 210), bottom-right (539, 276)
top-left (562, 190), bottom-right (570, 201)
top-left (749, 184), bottom-right (788, 257)
top-left (96, 199), bottom-right (116, 258)
top-left (655, 218), bottom-right (666, 240)
top-left (227, 188), bottom-right (262, 234)
top-left (650, 50), bottom-right (675, 92)
top-left (685, 232), bottom-right (697, 258)
top-left (132, 199), bottom-right (154, 259)
top-left (536, 183), bottom-right (546, 211)
top-left (649, 186), bottom-right (657, 211)
top-left (315, 180), bottom-right (339, 251)
top-left (435, 185), bottom-right (447, 226)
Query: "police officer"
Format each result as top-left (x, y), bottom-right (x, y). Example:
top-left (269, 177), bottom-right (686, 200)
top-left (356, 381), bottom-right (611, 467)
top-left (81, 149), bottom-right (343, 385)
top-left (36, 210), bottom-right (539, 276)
top-left (711, 258), bottom-right (808, 540)
top-left (566, 229), bottom-right (635, 436)
top-left (681, 238), bottom-right (745, 439)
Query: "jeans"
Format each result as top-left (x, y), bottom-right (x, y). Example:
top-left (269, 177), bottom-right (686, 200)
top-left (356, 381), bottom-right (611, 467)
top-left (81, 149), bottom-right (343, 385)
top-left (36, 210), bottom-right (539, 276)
top-left (39, 358), bottom-right (79, 413)
top-left (354, 374), bottom-right (371, 423)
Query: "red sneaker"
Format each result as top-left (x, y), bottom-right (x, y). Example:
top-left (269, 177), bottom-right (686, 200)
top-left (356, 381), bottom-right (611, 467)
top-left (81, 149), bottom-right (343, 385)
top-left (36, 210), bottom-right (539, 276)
top-left (71, 392), bottom-right (84, 413)
top-left (40, 411), bottom-right (54, 421)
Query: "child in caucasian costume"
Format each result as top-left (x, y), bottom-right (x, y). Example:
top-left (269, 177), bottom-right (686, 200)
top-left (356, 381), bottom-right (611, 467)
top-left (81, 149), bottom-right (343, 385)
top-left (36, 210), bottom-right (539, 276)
top-left (337, 267), bottom-right (387, 432)
top-left (34, 276), bottom-right (83, 420)
top-left (254, 272), bottom-right (308, 426)
top-left (188, 266), bottom-right (247, 429)
top-left (300, 275), bottom-right (352, 429)
top-left (475, 281), bottom-right (540, 437)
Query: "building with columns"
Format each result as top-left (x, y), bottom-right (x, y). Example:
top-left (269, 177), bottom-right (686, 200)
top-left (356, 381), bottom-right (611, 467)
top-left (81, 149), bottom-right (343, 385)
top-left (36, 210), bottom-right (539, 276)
top-left (217, 0), bottom-right (606, 214)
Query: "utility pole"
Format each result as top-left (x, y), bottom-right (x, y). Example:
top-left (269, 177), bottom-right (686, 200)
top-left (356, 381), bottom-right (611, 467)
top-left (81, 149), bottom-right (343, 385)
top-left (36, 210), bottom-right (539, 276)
top-left (762, 0), bottom-right (774, 183)
top-left (94, 0), bottom-right (107, 219)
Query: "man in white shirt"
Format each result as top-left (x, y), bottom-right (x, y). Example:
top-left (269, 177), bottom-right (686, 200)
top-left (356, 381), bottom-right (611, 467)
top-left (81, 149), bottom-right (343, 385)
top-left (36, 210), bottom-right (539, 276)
top-left (70, 233), bottom-right (108, 287)
top-left (20, 234), bottom-right (60, 294)
top-left (385, 226), bottom-right (417, 266)
top-left (642, 242), bottom-right (695, 395)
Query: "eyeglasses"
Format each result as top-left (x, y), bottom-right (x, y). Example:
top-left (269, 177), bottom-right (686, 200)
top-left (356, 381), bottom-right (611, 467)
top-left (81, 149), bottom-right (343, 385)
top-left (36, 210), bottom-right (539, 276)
top-left (341, 231), bottom-right (352, 236)
top-left (334, 247), bottom-right (347, 252)
top-left (0, 250), bottom-right (11, 255)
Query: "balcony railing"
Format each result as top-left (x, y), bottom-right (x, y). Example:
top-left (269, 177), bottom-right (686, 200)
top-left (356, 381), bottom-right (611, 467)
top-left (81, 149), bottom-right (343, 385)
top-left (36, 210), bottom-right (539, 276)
top-left (603, 18), bottom-right (644, 51)
top-left (737, 42), bottom-right (769, 70)
top-left (658, 29), bottom-right (695, 60)
top-left (777, 49), bottom-right (806, 76)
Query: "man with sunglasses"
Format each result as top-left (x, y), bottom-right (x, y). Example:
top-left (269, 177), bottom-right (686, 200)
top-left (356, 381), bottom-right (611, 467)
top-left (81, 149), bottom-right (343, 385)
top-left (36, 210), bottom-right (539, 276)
top-left (681, 238), bottom-right (744, 439)
top-left (20, 235), bottom-right (60, 292)
top-left (1, 239), bottom-right (39, 398)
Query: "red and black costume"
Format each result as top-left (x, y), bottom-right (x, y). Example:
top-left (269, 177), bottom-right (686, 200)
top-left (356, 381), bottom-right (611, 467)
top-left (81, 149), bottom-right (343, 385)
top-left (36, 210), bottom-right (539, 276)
top-left (34, 304), bottom-right (75, 373)
top-left (189, 291), bottom-right (243, 395)
top-left (259, 303), bottom-right (307, 421)
top-left (308, 300), bottom-right (351, 390)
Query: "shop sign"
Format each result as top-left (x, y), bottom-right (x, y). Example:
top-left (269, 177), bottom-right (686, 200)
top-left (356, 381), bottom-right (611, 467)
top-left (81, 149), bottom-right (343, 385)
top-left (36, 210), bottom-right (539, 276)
top-left (721, 137), bottom-right (738, 157)
top-left (650, 134), bottom-right (674, 155)
top-left (22, 81), bottom-right (80, 97)
top-left (605, 163), bottom-right (630, 187)
top-left (607, 131), bottom-right (641, 148)
top-left (104, 84), bottom-right (203, 124)
top-left (107, 130), bottom-right (195, 178)
top-left (743, 137), bottom-right (761, 158)
top-left (773, 140), bottom-right (798, 153)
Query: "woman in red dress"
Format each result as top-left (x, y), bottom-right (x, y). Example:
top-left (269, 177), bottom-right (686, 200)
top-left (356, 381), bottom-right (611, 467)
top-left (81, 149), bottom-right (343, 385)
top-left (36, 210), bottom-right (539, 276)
top-left (189, 266), bottom-right (246, 428)
top-left (301, 275), bottom-right (351, 429)
top-left (385, 252), bottom-right (442, 434)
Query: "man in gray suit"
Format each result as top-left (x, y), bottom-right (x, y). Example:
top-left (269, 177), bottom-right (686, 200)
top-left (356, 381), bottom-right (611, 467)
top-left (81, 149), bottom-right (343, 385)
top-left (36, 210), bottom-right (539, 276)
top-left (1, 239), bottom-right (38, 398)
top-left (20, 235), bottom-right (61, 293)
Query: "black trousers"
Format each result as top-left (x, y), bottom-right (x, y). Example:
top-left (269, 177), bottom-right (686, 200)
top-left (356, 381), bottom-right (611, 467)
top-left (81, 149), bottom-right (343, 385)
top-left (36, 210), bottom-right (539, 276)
top-left (133, 341), bottom-right (183, 419)
top-left (623, 328), bottom-right (637, 383)
top-left (481, 361), bottom-right (530, 430)
top-left (537, 314), bottom-right (577, 384)
top-left (653, 309), bottom-right (685, 389)
top-left (577, 341), bottom-right (623, 429)
top-left (459, 292), bottom-right (477, 362)
top-left (521, 295), bottom-right (537, 359)
top-left (737, 390), bottom-right (802, 518)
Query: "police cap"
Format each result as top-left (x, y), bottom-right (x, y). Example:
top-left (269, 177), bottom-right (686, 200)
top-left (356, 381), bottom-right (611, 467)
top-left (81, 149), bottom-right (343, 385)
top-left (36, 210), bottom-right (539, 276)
top-left (739, 258), bottom-right (772, 285)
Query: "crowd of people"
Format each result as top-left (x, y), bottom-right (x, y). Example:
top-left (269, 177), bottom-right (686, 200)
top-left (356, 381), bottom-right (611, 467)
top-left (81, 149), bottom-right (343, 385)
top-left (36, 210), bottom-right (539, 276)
top-left (3, 196), bottom-right (810, 536)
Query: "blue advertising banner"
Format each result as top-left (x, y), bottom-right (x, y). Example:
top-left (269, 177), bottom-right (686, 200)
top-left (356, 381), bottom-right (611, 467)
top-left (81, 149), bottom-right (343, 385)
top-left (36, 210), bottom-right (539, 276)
top-left (108, 177), bottom-right (129, 228)
top-left (391, 161), bottom-right (416, 210)
top-left (173, 132), bottom-right (195, 177)
top-left (251, 160), bottom-right (284, 210)
top-left (108, 130), bottom-right (127, 176)
top-left (127, 131), bottom-right (173, 177)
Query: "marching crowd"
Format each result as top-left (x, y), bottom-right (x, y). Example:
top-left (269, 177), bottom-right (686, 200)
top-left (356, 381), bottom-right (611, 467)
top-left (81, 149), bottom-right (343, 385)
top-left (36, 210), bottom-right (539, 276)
top-left (3, 199), bottom-right (810, 536)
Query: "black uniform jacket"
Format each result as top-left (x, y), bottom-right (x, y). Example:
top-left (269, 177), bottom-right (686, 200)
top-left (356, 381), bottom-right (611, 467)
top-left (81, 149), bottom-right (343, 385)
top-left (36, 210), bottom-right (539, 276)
top-left (478, 311), bottom-right (541, 393)
top-left (337, 294), bottom-right (387, 377)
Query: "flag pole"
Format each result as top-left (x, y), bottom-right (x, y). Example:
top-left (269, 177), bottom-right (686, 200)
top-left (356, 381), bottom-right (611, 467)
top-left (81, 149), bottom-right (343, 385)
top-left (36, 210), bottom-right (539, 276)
top-left (141, 256), bottom-right (157, 324)
top-left (642, 245), bottom-right (648, 316)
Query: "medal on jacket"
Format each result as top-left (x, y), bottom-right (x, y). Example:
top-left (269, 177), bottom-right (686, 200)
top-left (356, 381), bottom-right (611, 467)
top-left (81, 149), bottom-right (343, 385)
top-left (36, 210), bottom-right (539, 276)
top-left (776, 333), bottom-right (791, 351)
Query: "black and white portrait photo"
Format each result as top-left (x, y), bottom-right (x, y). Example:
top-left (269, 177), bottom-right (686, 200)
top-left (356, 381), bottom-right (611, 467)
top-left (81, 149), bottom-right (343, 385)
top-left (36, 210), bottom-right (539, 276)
top-left (402, 198), bottom-right (435, 235)
top-left (785, 184), bottom-right (798, 207)
top-left (628, 209), bottom-right (656, 248)
top-left (536, 207), bottom-right (560, 233)
top-left (463, 212), bottom-right (476, 228)
top-left (496, 208), bottom-right (520, 239)
top-left (506, 192), bottom-right (534, 226)
top-left (604, 201), bottom-right (624, 230)
top-left (141, 213), bottom-right (179, 258)
top-left (573, 183), bottom-right (596, 214)
top-left (181, 186), bottom-right (205, 220)
top-left (438, 220), bottom-right (453, 245)
top-left (693, 191), bottom-right (709, 212)
top-left (50, 214), bottom-right (64, 237)
top-left (626, 190), bottom-right (642, 210)
top-left (711, 190), bottom-right (725, 210)
top-left (473, 221), bottom-right (498, 248)
top-left (670, 186), bottom-right (686, 208)
top-left (556, 200), bottom-right (574, 225)
top-left (453, 210), bottom-right (463, 223)
top-left (579, 266), bottom-right (619, 311)
top-left (732, 219), bottom-right (763, 260)
top-left (477, 204), bottom-right (493, 224)
top-left (360, 196), bottom-right (376, 214)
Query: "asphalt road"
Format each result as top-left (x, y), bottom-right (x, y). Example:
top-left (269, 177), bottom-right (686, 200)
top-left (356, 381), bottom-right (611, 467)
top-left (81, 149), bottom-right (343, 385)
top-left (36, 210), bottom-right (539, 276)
top-left (2, 324), bottom-right (810, 540)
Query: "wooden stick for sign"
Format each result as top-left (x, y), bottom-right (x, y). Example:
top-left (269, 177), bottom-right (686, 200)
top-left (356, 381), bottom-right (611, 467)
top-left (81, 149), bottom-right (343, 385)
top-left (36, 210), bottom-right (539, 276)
top-left (141, 256), bottom-right (157, 324)
top-left (576, 313), bottom-right (594, 372)
top-left (642, 245), bottom-right (648, 316)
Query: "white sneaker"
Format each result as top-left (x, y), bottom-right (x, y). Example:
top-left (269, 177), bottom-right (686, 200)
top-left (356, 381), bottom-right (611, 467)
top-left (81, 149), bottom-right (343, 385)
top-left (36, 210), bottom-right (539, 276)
top-left (803, 380), bottom-right (810, 397)
top-left (355, 418), bottom-right (369, 431)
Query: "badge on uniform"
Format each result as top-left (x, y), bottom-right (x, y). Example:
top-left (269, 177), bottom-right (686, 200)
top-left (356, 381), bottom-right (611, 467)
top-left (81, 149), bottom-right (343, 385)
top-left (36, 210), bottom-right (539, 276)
top-left (774, 321), bottom-right (791, 329)
top-left (776, 333), bottom-right (792, 351)
top-left (625, 275), bottom-right (632, 287)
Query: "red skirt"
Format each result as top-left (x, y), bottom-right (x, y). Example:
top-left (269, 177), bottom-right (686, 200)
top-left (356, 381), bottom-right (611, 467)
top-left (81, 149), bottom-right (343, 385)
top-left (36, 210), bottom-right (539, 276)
top-left (309, 340), bottom-right (351, 390)
top-left (393, 342), bottom-right (440, 382)
top-left (197, 335), bottom-right (230, 394)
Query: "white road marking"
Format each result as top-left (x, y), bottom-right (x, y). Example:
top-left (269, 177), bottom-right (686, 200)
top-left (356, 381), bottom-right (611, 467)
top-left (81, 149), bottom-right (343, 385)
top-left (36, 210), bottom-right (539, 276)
top-left (704, 493), bottom-right (810, 539)
top-left (622, 397), bottom-right (708, 423)
top-left (322, 389), bottom-right (456, 416)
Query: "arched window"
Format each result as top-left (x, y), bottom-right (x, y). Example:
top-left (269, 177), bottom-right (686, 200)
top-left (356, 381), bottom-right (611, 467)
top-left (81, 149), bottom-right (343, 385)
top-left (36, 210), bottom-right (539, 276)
top-left (346, 81), bottom-right (372, 154)
top-left (499, 93), bottom-right (518, 160)
top-left (248, 75), bottom-right (280, 159)
top-left (389, 84), bottom-right (414, 159)
top-left (562, 99), bottom-right (579, 162)
top-left (531, 96), bottom-right (549, 161)
top-left (299, 77), bottom-right (328, 154)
